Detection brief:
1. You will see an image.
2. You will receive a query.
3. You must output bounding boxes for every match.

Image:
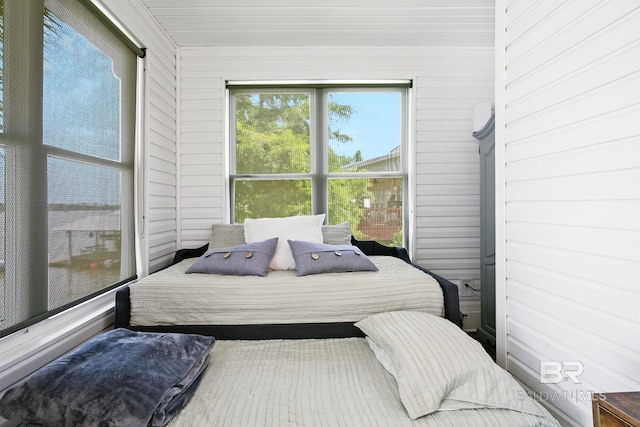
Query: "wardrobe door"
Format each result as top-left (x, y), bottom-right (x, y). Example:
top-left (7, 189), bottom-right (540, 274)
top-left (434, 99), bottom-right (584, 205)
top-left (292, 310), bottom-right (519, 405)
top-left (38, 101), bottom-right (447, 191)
top-left (477, 129), bottom-right (496, 348)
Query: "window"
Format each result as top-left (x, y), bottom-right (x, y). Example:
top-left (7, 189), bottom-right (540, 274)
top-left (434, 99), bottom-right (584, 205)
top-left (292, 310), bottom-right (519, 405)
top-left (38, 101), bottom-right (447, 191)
top-left (0, 0), bottom-right (141, 337)
top-left (229, 83), bottom-right (409, 246)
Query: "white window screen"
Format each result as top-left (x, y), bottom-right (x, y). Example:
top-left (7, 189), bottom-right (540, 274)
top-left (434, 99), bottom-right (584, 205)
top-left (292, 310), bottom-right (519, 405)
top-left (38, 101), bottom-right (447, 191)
top-left (0, 0), bottom-right (139, 337)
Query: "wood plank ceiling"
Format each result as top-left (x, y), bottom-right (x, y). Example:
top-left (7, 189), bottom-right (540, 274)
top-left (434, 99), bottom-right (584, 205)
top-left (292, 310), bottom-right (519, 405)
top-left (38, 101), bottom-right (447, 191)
top-left (139, 0), bottom-right (495, 47)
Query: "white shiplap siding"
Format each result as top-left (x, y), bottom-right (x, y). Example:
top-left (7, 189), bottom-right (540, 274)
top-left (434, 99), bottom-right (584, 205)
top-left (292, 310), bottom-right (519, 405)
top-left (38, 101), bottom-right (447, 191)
top-left (176, 46), bottom-right (493, 293)
top-left (139, 0), bottom-right (495, 48)
top-left (499, 0), bottom-right (640, 425)
top-left (101, 0), bottom-right (179, 274)
top-left (414, 66), bottom-right (492, 281)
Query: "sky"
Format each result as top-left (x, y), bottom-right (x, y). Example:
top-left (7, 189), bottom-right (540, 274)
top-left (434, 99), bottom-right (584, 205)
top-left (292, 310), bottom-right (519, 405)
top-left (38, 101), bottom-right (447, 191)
top-left (328, 91), bottom-right (402, 161)
top-left (44, 14), bottom-right (122, 206)
top-left (0, 11), bottom-right (122, 206)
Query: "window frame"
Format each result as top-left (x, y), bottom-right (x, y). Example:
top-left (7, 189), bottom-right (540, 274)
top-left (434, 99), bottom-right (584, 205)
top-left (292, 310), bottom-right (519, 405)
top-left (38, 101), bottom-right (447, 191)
top-left (227, 82), bottom-right (410, 246)
top-left (0, 0), bottom-right (142, 338)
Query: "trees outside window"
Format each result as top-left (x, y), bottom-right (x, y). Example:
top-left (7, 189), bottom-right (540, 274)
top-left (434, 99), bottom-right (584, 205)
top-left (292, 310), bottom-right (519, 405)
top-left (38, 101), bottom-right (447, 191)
top-left (229, 85), bottom-right (408, 245)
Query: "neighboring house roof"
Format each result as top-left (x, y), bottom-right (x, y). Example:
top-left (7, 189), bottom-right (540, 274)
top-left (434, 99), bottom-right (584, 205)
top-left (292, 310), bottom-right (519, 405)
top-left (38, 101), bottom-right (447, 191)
top-left (342, 146), bottom-right (400, 172)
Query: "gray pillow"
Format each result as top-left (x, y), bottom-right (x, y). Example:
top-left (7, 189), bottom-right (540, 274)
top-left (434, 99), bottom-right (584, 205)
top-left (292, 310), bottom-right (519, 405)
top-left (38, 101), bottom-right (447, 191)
top-left (187, 238), bottom-right (278, 277)
top-left (288, 240), bottom-right (378, 276)
top-left (209, 223), bottom-right (246, 248)
top-left (207, 222), bottom-right (351, 248)
top-left (321, 222), bottom-right (352, 245)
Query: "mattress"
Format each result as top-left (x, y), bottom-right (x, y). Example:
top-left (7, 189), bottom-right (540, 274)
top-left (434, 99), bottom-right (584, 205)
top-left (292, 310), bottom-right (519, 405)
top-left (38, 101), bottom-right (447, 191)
top-left (169, 338), bottom-right (559, 427)
top-left (129, 256), bottom-right (444, 326)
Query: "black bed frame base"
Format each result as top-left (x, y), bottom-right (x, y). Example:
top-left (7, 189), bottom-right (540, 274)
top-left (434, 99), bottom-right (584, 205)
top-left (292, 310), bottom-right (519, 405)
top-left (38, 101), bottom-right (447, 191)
top-left (115, 237), bottom-right (463, 339)
top-left (117, 316), bottom-right (365, 340)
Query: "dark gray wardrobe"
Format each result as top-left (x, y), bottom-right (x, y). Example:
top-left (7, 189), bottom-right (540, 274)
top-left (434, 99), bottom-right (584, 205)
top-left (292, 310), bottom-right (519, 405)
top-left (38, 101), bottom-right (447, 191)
top-left (473, 113), bottom-right (496, 348)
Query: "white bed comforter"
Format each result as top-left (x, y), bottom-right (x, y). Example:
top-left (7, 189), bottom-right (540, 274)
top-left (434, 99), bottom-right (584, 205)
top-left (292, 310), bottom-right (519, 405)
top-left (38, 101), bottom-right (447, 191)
top-left (169, 338), bottom-right (559, 427)
top-left (129, 256), bottom-right (444, 326)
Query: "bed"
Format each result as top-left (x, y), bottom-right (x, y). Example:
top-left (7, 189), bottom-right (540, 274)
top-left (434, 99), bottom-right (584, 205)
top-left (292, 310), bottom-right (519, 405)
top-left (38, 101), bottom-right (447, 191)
top-left (0, 312), bottom-right (560, 427)
top-left (115, 219), bottom-right (464, 338)
top-left (0, 217), bottom-right (560, 426)
top-left (168, 313), bottom-right (561, 427)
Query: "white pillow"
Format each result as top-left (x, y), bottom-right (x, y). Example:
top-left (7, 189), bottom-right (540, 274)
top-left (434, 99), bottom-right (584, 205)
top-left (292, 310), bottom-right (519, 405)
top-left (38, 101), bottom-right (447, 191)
top-left (365, 337), bottom-right (397, 379)
top-left (355, 311), bottom-right (547, 420)
top-left (244, 214), bottom-right (325, 270)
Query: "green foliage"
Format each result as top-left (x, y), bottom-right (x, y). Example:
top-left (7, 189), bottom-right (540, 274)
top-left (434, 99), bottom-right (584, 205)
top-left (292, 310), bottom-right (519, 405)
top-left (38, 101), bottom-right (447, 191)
top-left (327, 177), bottom-right (368, 232)
top-left (234, 179), bottom-right (311, 222)
top-left (391, 230), bottom-right (404, 248)
top-left (234, 92), bottom-right (369, 228)
top-left (235, 94), bottom-right (310, 174)
top-left (327, 101), bottom-right (354, 145)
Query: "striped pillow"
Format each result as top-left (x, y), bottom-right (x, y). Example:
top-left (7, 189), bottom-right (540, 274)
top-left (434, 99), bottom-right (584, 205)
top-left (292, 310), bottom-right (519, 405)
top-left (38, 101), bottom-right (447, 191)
top-left (321, 222), bottom-right (352, 245)
top-left (209, 224), bottom-right (245, 248)
top-left (208, 221), bottom-right (352, 250)
top-left (355, 311), bottom-right (546, 419)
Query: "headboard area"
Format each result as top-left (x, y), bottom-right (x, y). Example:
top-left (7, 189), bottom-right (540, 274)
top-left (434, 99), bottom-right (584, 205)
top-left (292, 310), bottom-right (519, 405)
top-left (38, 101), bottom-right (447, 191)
top-left (115, 224), bottom-right (462, 339)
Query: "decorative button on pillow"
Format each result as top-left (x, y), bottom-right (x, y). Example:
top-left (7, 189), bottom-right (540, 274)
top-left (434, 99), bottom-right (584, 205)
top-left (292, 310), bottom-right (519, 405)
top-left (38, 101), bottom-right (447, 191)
top-left (288, 240), bottom-right (378, 276)
top-left (186, 238), bottom-right (278, 277)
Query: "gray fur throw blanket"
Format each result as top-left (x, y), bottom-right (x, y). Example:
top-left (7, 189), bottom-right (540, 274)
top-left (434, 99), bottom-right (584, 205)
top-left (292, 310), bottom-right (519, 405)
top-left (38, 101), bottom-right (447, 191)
top-left (0, 328), bottom-right (215, 427)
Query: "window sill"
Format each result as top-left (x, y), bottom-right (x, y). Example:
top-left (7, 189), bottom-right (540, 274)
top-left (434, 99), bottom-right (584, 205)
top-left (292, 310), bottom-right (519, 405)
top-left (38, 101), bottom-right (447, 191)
top-left (0, 285), bottom-right (127, 394)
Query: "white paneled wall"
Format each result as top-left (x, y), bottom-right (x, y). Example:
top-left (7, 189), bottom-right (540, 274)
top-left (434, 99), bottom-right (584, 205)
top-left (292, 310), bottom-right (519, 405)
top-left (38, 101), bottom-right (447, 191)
top-left (140, 0), bottom-right (495, 48)
top-left (498, 0), bottom-right (640, 425)
top-left (177, 46), bottom-right (493, 295)
top-left (101, 0), bottom-right (178, 274)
